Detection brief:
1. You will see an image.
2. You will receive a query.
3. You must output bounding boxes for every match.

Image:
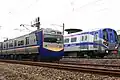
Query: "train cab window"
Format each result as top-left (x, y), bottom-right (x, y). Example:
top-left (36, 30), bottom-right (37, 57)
top-left (103, 29), bottom-right (108, 41)
top-left (113, 30), bottom-right (118, 42)
top-left (110, 33), bottom-right (113, 40)
top-left (25, 37), bottom-right (29, 45)
top-left (64, 38), bottom-right (69, 43)
top-left (71, 37), bottom-right (77, 42)
top-left (108, 29), bottom-right (112, 32)
top-left (57, 32), bottom-right (62, 34)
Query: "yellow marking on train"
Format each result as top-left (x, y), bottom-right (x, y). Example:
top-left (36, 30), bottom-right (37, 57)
top-left (27, 46), bottom-right (39, 49)
top-left (43, 47), bottom-right (63, 51)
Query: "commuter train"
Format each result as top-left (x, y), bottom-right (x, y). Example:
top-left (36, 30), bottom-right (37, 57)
top-left (64, 28), bottom-right (119, 58)
top-left (0, 28), bottom-right (64, 61)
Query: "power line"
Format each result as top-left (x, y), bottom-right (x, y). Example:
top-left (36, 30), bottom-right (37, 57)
top-left (71, 0), bottom-right (103, 11)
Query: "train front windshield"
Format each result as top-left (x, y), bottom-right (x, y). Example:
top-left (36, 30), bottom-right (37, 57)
top-left (103, 29), bottom-right (118, 43)
top-left (44, 34), bottom-right (63, 44)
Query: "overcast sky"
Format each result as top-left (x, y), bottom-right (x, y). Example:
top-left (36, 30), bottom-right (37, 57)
top-left (0, 0), bottom-right (120, 41)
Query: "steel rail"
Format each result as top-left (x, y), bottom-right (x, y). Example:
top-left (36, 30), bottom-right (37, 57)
top-left (59, 61), bottom-right (120, 67)
top-left (0, 59), bottom-right (120, 77)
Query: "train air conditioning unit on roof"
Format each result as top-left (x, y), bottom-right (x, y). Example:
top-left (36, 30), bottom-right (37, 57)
top-left (65, 28), bottom-right (83, 34)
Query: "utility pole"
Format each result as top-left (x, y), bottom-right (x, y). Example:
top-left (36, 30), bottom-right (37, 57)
top-left (35, 17), bottom-right (40, 30)
top-left (20, 17), bottom-right (41, 31)
top-left (63, 23), bottom-right (64, 35)
top-left (51, 23), bottom-right (65, 35)
top-left (31, 17), bottom-right (40, 30)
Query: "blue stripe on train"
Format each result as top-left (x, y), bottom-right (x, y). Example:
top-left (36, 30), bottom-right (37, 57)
top-left (64, 42), bottom-right (108, 48)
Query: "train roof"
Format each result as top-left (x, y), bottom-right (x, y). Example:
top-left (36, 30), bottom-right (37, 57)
top-left (64, 28), bottom-right (115, 37)
top-left (65, 28), bottom-right (82, 34)
top-left (3, 28), bottom-right (62, 42)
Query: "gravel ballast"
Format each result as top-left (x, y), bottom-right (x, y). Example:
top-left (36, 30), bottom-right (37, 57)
top-left (0, 62), bottom-right (119, 80)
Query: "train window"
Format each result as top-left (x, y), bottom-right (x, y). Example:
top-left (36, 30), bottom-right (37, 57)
top-left (108, 29), bottom-right (112, 32)
top-left (64, 38), bottom-right (69, 43)
top-left (21, 40), bottom-right (24, 45)
top-left (18, 40), bottom-right (24, 46)
top-left (44, 34), bottom-right (63, 43)
top-left (9, 43), bottom-right (13, 48)
top-left (57, 32), bottom-right (62, 34)
top-left (25, 37), bottom-right (29, 45)
top-left (85, 36), bottom-right (87, 40)
top-left (103, 29), bottom-right (108, 41)
top-left (6, 43), bottom-right (8, 48)
top-left (0, 43), bottom-right (3, 49)
top-left (71, 37), bottom-right (77, 42)
top-left (110, 33), bottom-right (113, 40)
top-left (18, 41), bottom-right (21, 46)
top-left (3, 44), bottom-right (6, 49)
top-left (14, 40), bottom-right (17, 46)
top-left (113, 30), bottom-right (118, 42)
top-left (81, 36), bottom-right (84, 41)
top-left (94, 32), bottom-right (98, 40)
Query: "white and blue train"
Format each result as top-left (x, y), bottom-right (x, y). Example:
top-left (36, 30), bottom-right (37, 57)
top-left (64, 28), bottom-right (119, 58)
top-left (0, 28), bottom-right (64, 61)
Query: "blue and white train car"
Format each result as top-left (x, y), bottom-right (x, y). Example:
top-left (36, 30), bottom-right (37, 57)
top-left (64, 28), bottom-right (118, 58)
top-left (0, 28), bottom-right (64, 61)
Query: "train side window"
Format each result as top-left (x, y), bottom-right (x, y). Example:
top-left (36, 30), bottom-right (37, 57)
top-left (18, 41), bottom-right (21, 46)
top-left (18, 40), bottom-right (24, 46)
top-left (0, 43), bottom-right (3, 49)
top-left (6, 43), bottom-right (8, 48)
top-left (25, 37), bottom-right (29, 45)
top-left (14, 40), bottom-right (17, 46)
top-left (81, 36), bottom-right (84, 41)
top-left (6, 41), bottom-right (13, 47)
top-left (85, 35), bottom-right (87, 40)
top-left (21, 40), bottom-right (24, 45)
top-left (3, 44), bottom-right (6, 49)
top-left (9, 43), bottom-right (13, 48)
top-left (64, 38), bottom-right (69, 43)
top-left (94, 32), bottom-right (98, 40)
top-left (71, 37), bottom-right (77, 42)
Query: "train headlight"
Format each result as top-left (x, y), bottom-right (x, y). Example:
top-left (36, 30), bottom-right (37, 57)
top-left (115, 44), bottom-right (119, 49)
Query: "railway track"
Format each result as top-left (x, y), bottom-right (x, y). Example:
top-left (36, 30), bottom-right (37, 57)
top-left (59, 61), bottom-right (120, 68)
top-left (0, 59), bottom-right (120, 77)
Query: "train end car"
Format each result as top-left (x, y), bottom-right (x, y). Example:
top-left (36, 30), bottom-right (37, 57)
top-left (64, 28), bottom-right (119, 58)
top-left (0, 28), bottom-right (64, 61)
